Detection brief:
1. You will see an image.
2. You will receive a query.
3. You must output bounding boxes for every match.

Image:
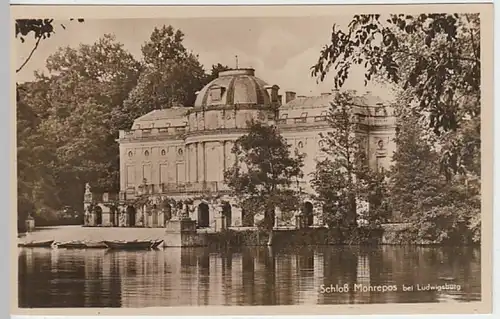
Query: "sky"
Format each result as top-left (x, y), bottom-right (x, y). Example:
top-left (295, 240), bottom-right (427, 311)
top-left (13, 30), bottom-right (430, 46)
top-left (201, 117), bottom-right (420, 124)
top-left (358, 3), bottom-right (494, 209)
top-left (15, 16), bottom-right (394, 100)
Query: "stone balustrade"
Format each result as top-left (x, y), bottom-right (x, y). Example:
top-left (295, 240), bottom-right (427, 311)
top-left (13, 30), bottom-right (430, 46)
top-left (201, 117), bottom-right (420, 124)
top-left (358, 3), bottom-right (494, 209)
top-left (118, 182), bottom-right (231, 200)
top-left (119, 126), bottom-right (187, 141)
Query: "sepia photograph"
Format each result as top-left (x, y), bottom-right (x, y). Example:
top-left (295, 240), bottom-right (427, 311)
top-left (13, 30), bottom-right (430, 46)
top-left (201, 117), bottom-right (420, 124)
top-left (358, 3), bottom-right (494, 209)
top-left (12, 4), bottom-right (493, 316)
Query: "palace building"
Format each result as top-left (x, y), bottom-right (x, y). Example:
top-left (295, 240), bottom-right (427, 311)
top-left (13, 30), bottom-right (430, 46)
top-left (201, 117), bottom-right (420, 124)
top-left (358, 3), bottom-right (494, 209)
top-left (83, 68), bottom-right (396, 229)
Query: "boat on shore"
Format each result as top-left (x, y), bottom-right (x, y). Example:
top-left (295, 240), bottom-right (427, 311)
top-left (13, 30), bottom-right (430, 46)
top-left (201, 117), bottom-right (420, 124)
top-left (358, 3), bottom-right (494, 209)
top-left (18, 240), bottom-right (55, 248)
top-left (103, 240), bottom-right (154, 250)
top-left (56, 241), bottom-right (90, 249)
top-left (151, 240), bottom-right (164, 249)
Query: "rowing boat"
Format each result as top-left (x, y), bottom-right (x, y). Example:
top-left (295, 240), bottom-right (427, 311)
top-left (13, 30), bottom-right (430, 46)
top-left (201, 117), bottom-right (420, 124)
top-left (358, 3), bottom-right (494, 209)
top-left (18, 240), bottom-right (55, 248)
top-left (103, 240), bottom-right (154, 250)
top-left (56, 241), bottom-right (89, 249)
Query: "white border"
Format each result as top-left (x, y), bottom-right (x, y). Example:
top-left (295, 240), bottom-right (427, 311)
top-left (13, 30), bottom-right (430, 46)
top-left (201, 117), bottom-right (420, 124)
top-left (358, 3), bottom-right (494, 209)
top-left (9, 0), bottom-right (493, 5)
top-left (7, 1), bottom-right (498, 319)
top-left (10, 0), bottom-right (494, 6)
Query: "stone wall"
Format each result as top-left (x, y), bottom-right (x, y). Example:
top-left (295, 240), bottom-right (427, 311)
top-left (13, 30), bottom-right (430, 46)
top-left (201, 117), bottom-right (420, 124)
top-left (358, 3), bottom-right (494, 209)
top-left (205, 227), bottom-right (386, 247)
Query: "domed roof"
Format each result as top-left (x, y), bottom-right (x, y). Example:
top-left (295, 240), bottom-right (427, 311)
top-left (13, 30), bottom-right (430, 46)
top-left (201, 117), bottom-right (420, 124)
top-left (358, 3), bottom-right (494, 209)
top-left (194, 68), bottom-right (275, 108)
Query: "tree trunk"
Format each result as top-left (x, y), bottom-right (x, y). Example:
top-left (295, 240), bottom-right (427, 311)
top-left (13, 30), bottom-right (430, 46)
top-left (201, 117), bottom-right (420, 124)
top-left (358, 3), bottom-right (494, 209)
top-left (337, 224), bottom-right (344, 244)
top-left (267, 229), bottom-right (274, 246)
top-left (265, 208), bottom-right (276, 246)
top-left (349, 194), bottom-right (357, 227)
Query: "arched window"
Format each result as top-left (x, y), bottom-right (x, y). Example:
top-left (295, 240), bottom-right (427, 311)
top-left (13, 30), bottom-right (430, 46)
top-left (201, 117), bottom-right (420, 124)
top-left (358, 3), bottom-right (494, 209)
top-left (144, 150), bottom-right (150, 157)
top-left (128, 151), bottom-right (133, 158)
top-left (161, 149), bottom-right (166, 156)
top-left (297, 141), bottom-right (304, 149)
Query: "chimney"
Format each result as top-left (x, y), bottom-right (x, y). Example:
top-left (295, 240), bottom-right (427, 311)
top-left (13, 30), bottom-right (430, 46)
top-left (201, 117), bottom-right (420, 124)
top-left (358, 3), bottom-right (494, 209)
top-left (277, 95), bottom-right (282, 105)
top-left (285, 91), bottom-right (296, 103)
top-left (265, 85), bottom-right (280, 103)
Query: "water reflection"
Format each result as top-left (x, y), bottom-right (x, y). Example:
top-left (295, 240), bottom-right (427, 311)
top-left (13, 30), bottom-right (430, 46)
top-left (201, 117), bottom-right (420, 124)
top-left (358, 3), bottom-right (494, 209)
top-left (18, 246), bottom-right (481, 308)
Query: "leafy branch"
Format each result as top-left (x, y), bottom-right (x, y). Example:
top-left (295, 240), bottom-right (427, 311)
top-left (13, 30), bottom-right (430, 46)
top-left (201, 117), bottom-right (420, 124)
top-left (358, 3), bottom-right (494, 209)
top-left (15, 18), bottom-right (84, 73)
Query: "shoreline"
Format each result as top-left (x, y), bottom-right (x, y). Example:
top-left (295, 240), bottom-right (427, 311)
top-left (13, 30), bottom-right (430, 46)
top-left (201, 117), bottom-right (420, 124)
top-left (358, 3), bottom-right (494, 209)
top-left (17, 225), bottom-right (480, 248)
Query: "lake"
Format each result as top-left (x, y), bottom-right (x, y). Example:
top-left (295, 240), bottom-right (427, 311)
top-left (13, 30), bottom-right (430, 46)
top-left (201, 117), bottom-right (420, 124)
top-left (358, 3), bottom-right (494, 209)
top-left (18, 245), bottom-right (481, 307)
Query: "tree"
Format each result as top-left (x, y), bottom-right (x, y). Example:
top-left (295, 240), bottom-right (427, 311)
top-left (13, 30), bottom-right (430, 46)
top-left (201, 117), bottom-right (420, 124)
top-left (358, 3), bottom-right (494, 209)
top-left (204, 63), bottom-right (231, 83)
top-left (311, 13), bottom-right (480, 175)
top-left (124, 25), bottom-right (217, 117)
top-left (17, 81), bottom-right (61, 229)
top-left (16, 25), bottom-right (227, 224)
top-left (311, 91), bottom-right (385, 236)
top-left (224, 121), bottom-right (304, 245)
top-left (15, 18), bottom-right (84, 73)
top-left (389, 110), bottom-right (443, 222)
top-left (388, 108), bottom-right (480, 244)
top-left (23, 34), bottom-right (141, 211)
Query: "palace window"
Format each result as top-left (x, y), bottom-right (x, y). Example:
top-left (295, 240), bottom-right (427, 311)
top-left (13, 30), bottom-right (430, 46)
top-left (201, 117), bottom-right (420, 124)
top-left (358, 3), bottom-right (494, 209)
top-left (128, 151), bottom-right (133, 158)
top-left (315, 111), bottom-right (327, 122)
top-left (144, 150), bottom-right (150, 157)
top-left (278, 113), bottom-right (288, 124)
top-left (161, 149), bottom-right (166, 156)
top-left (209, 86), bottom-right (225, 102)
top-left (295, 112), bottom-right (308, 124)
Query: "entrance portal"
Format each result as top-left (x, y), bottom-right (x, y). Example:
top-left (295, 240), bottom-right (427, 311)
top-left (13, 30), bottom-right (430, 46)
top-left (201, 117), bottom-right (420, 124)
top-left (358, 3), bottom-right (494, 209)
top-left (304, 201), bottom-right (314, 227)
top-left (95, 206), bottom-right (103, 225)
top-left (241, 209), bottom-right (254, 227)
top-left (163, 204), bottom-right (172, 226)
top-left (222, 202), bottom-right (232, 227)
top-left (126, 206), bottom-right (136, 227)
top-left (197, 203), bottom-right (210, 228)
top-left (152, 205), bottom-right (159, 227)
top-left (109, 207), bottom-right (116, 226)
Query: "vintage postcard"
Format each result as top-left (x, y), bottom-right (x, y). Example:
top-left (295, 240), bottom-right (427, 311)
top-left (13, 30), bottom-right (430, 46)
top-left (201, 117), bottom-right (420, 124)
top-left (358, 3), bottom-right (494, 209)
top-left (11, 3), bottom-right (493, 316)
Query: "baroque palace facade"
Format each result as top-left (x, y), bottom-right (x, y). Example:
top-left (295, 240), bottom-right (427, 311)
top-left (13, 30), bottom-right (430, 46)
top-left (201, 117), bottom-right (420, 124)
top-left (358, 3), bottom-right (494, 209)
top-left (84, 68), bottom-right (396, 229)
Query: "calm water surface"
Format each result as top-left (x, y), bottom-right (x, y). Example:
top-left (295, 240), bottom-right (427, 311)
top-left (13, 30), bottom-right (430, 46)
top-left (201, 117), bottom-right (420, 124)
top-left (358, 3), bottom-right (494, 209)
top-left (18, 246), bottom-right (481, 307)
